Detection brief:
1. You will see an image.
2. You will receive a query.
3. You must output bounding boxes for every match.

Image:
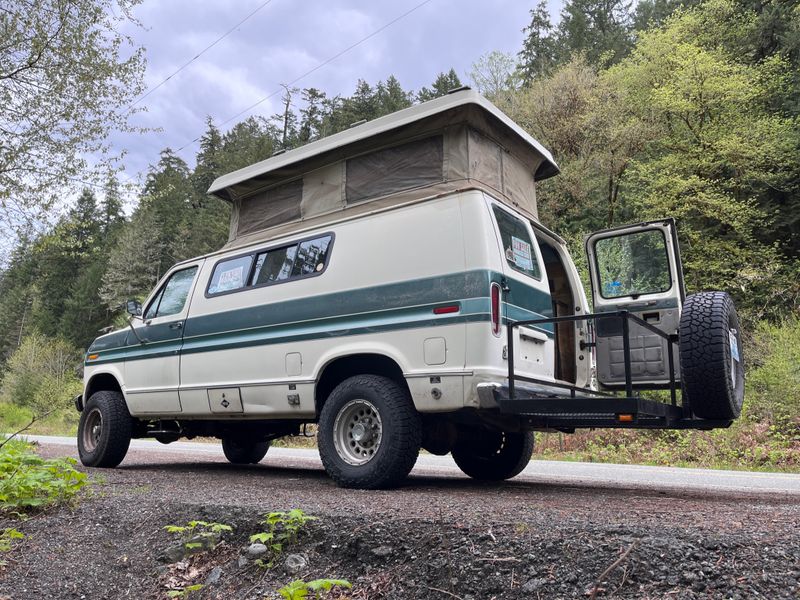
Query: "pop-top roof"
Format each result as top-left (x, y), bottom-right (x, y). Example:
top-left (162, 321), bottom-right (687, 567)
top-left (208, 89), bottom-right (559, 202)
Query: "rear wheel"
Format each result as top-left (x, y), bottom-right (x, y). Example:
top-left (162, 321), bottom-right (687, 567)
top-left (679, 291), bottom-right (744, 420)
top-left (452, 429), bottom-right (534, 481)
top-left (77, 390), bottom-right (134, 468)
top-left (318, 375), bottom-right (421, 489)
top-left (221, 438), bottom-right (270, 464)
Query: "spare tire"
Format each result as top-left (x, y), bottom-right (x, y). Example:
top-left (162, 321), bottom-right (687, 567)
top-left (678, 291), bottom-right (744, 420)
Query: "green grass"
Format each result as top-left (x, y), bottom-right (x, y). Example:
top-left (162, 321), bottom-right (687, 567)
top-left (0, 401), bottom-right (79, 437)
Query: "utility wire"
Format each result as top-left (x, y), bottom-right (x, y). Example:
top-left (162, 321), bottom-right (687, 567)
top-left (126, 0), bottom-right (276, 111)
top-left (175, 0), bottom-right (436, 154)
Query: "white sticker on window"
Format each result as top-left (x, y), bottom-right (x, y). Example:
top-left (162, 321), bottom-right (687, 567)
top-left (511, 236), bottom-right (534, 271)
top-left (217, 266), bottom-right (244, 291)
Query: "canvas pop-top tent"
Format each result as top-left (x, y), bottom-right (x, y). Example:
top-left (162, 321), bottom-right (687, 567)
top-left (208, 88), bottom-right (559, 249)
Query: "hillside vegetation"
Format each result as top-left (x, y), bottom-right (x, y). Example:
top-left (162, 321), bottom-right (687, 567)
top-left (0, 0), bottom-right (797, 469)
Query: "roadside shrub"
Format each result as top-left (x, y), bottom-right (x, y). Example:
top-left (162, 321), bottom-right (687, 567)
top-left (744, 318), bottom-right (800, 434)
top-left (0, 438), bottom-right (87, 513)
top-left (0, 333), bottom-right (82, 416)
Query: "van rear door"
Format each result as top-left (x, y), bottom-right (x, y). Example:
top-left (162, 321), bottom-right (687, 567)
top-left (489, 203), bottom-right (554, 380)
top-left (585, 219), bottom-right (684, 388)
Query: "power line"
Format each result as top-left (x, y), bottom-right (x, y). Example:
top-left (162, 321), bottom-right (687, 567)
top-left (126, 0), bottom-right (276, 111)
top-left (175, 0), bottom-right (436, 154)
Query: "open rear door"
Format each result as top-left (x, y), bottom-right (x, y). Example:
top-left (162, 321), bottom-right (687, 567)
top-left (585, 219), bottom-right (685, 389)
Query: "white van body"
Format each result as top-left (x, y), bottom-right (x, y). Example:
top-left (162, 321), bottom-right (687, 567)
top-left (77, 90), bottom-right (742, 488)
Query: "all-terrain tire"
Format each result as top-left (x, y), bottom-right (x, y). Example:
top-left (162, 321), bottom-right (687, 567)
top-left (77, 390), bottom-right (134, 468)
top-left (318, 375), bottom-right (421, 489)
top-left (221, 438), bottom-right (270, 464)
top-left (451, 430), bottom-right (534, 481)
top-left (679, 291), bottom-right (744, 420)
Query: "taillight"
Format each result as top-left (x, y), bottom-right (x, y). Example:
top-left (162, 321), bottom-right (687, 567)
top-left (490, 282), bottom-right (501, 336)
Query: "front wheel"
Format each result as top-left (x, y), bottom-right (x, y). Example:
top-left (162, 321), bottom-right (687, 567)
top-left (77, 390), bottom-right (134, 468)
top-left (452, 429), bottom-right (534, 481)
top-left (221, 438), bottom-right (270, 464)
top-left (318, 375), bottom-right (421, 489)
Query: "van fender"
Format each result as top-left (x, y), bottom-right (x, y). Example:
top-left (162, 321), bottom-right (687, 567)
top-left (83, 365), bottom-right (126, 406)
top-left (311, 341), bottom-right (412, 381)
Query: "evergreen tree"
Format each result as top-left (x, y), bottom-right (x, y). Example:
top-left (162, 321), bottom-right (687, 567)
top-left (518, 1), bottom-right (559, 84)
top-left (100, 174), bottom-right (125, 239)
top-left (375, 76), bottom-right (413, 116)
top-left (416, 69), bottom-right (462, 102)
top-left (556, 0), bottom-right (634, 66)
top-left (298, 88), bottom-right (327, 144)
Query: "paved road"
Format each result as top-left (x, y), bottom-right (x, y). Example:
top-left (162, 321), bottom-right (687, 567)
top-left (24, 434), bottom-right (800, 496)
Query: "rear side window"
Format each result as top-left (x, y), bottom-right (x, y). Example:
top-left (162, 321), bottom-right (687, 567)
top-left (492, 205), bottom-right (541, 280)
top-left (252, 235), bottom-right (332, 284)
top-left (207, 234), bottom-right (333, 296)
top-left (144, 266), bottom-right (198, 319)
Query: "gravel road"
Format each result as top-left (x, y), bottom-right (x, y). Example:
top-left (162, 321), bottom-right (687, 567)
top-left (1, 436), bottom-right (798, 599)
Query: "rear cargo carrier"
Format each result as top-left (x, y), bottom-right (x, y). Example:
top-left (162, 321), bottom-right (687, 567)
top-left (495, 311), bottom-right (733, 431)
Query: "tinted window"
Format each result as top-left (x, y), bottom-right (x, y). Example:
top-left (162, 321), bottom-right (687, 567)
top-left (291, 237), bottom-right (332, 277)
top-left (208, 255), bottom-right (253, 295)
top-left (251, 235), bottom-right (332, 286)
top-left (251, 245), bottom-right (298, 285)
top-left (595, 230), bottom-right (671, 299)
top-left (144, 267), bottom-right (198, 319)
top-left (492, 205), bottom-right (541, 280)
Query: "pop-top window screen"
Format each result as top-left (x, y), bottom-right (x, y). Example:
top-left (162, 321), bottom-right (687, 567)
top-left (237, 179), bottom-right (303, 236)
top-left (345, 136), bottom-right (444, 203)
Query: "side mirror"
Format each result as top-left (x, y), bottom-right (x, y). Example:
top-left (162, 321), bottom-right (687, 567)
top-left (126, 299), bottom-right (142, 316)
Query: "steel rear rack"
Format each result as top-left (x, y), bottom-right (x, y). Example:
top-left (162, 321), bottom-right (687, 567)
top-left (496, 311), bottom-right (732, 430)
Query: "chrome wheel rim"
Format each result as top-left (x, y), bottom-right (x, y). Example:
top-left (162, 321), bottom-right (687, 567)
top-left (82, 407), bottom-right (103, 452)
top-left (332, 399), bottom-right (383, 466)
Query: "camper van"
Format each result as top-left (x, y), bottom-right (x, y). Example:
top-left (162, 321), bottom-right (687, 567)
top-left (76, 90), bottom-right (744, 489)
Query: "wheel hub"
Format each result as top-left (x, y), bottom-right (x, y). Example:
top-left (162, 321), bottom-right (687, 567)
top-left (332, 399), bottom-right (383, 466)
top-left (81, 408), bottom-right (103, 453)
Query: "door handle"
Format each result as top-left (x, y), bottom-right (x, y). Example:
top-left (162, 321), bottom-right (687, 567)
top-left (169, 321), bottom-right (184, 330)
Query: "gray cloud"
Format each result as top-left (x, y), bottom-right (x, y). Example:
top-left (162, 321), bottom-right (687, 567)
top-left (111, 0), bottom-right (562, 183)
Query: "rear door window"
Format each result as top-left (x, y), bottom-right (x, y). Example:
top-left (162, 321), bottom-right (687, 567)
top-left (492, 205), bottom-right (541, 279)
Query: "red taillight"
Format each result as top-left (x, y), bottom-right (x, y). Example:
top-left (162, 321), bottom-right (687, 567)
top-left (490, 282), bottom-right (501, 336)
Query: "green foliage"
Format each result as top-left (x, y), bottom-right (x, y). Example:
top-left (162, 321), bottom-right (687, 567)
top-left (166, 584), bottom-right (203, 598)
top-left (164, 520), bottom-right (232, 552)
top-left (0, 528), bottom-right (23, 552)
top-left (250, 509), bottom-right (317, 567)
top-left (0, 439), bottom-right (87, 513)
top-left (278, 579), bottom-right (352, 600)
top-left (0, 333), bottom-right (81, 415)
top-left (744, 318), bottom-right (800, 434)
top-left (0, 0), bottom-right (146, 233)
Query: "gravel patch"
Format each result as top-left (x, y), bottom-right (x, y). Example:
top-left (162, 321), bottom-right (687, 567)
top-left (0, 443), bottom-right (797, 599)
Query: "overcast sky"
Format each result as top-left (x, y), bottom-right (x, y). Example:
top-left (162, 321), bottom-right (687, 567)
top-left (112, 0), bottom-right (563, 188)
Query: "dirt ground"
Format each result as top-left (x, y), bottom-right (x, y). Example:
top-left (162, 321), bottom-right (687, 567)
top-left (1, 443), bottom-right (798, 600)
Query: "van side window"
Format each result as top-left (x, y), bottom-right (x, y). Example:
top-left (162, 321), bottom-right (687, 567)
top-left (492, 205), bottom-right (541, 280)
top-left (208, 256), bottom-right (253, 295)
top-left (251, 235), bottom-right (332, 285)
top-left (144, 266), bottom-right (198, 319)
top-left (251, 245), bottom-right (298, 285)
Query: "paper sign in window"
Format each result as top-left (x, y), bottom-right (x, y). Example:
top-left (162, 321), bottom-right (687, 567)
top-left (511, 236), bottom-right (534, 271)
top-left (217, 266), bottom-right (244, 291)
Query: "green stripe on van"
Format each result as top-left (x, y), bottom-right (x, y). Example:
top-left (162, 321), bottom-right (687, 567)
top-left (86, 269), bottom-right (553, 365)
